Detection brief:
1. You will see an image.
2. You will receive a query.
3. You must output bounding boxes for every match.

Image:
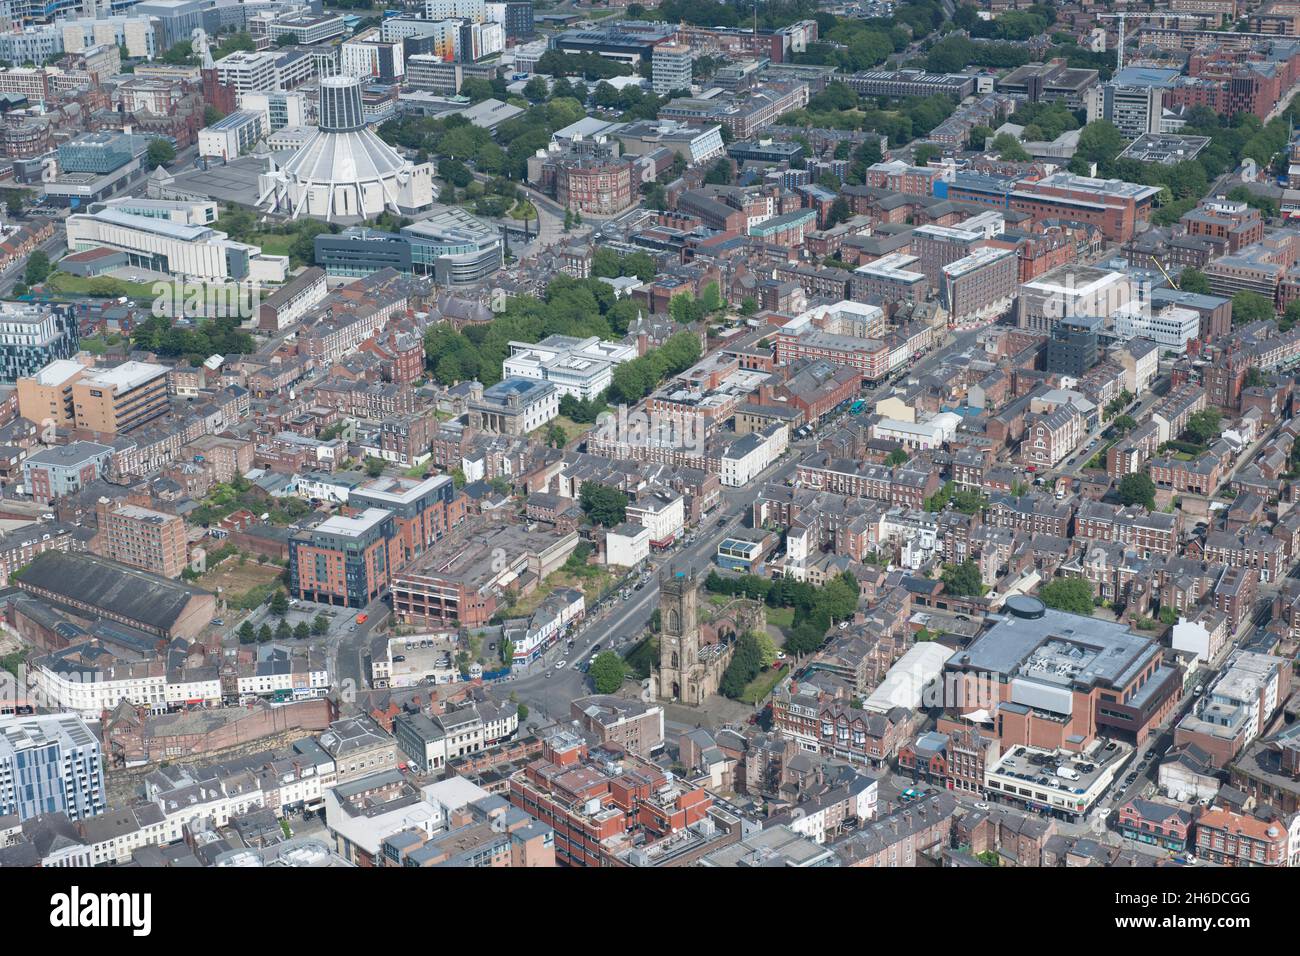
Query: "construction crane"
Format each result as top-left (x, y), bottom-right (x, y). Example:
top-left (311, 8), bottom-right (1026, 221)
top-left (1097, 12), bottom-right (1139, 74)
top-left (1150, 255), bottom-right (1180, 291)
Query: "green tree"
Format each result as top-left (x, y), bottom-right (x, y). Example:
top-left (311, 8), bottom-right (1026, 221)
top-left (992, 133), bottom-right (1029, 161)
top-left (23, 251), bottom-right (50, 286)
top-left (719, 632), bottom-right (763, 699)
top-left (257, 623), bottom-right (273, 643)
top-left (579, 481), bottom-right (628, 527)
top-left (238, 620), bottom-right (256, 644)
top-left (1232, 290), bottom-right (1275, 326)
top-left (146, 138), bottom-right (176, 170)
top-left (0, 188), bottom-right (25, 217)
top-left (270, 589), bottom-right (289, 616)
top-left (1112, 414), bottom-right (1138, 435)
top-left (814, 573), bottom-right (860, 623)
top-left (589, 651), bottom-right (628, 693)
top-left (1071, 120), bottom-right (1125, 174)
top-left (293, 621), bottom-right (310, 640)
top-left (312, 613), bottom-right (329, 635)
top-left (364, 457), bottom-right (385, 478)
top-left (1038, 577), bottom-right (1095, 615)
top-left (275, 619), bottom-right (292, 641)
top-left (1184, 409), bottom-right (1223, 446)
top-left (1118, 472), bottom-right (1157, 510)
top-left (941, 561), bottom-right (983, 597)
top-left (885, 449), bottom-right (909, 467)
top-left (913, 143), bottom-right (941, 165)
top-left (1179, 267), bottom-right (1210, 294)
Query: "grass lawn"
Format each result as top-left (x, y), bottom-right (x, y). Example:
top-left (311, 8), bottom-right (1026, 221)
top-left (79, 332), bottom-right (127, 355)
top-left (504, 566), bottom-right (614, 619)
top-left (530, 416), bottom-right (591, 447)
top-left (251, 233), bottom-right (295, 258)
top-left (196, 560), bottom-right (284, 611)
top-left (766, 606), bottom-right (796, 634)
top-left (553, 415), bottom-right (594, 443)
top-left (740, 665), bottom-right (787, 705)
top-left (46, 272), bottom-right (158, 301)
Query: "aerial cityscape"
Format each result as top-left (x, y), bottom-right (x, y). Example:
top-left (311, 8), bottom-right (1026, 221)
top-left (0, 0), bottom-right (1293, 898)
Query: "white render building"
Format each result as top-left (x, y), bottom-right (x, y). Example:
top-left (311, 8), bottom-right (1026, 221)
top-left (1112, 303), bottom-right (1200, 353)
top-left (503, 334), bottom-right (637, 400)
top-left (29, 649), bottom-right (223, 718)
top-left (65, 204), bottom-right (288, 283)
top-left (626, 487), bottom-right (685, 548)
top-left (720, 422), bottom-right (788, 487)
top-left (606, 522), bottom-right (652, 568)
top-left (873, 411), bottom-right (961, 450)
top-left (258, 75), bottom-right (436, 222)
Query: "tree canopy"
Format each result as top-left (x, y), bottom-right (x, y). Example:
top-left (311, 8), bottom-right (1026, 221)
top-left (1038, 577), bottom-right (1095, 616)
top-left (1117, 473), bottom-right (1157, 511)
top-left (941, 561), bottom-right (983, 597)
top-left (579, 482), bottom-right (628, 527)
top-left (589, 652), bottom-right (628, 693)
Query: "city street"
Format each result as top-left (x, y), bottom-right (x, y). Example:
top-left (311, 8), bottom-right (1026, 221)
top-left (497, 324), bottom-right (983, 723)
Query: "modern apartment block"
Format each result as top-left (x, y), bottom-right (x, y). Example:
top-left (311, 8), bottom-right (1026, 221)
top-left (1017, 264), bottom-right (1134, 335)
top-left (15, 358), bottom-right (86, 428)
top-left (652, 43), bottom-right (692, 95)
top-left (71, 361), bottom-right (170, 435)
top-left (348, 474), bottom-right (464, 566)
top-left (851, 253), bottom-right (929, 306)
top-left (911, 223), bottom-right (986, 285)
top-left (941, 246), bottom-right (1018, 325)
top-left (0, 713), bottom-right (106, 823)
top-left (0, 303), bottom-right (80, 385)
top-left (97, 501), bottom-right (189, 579)
top-left (21, 440), bottom-right (115, 505)
top-left (290, 509), bottom-right (398, 608)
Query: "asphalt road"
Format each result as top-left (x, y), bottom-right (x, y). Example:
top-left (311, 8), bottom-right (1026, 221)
top-left (501, 323), bottom-right (988, 724)
top-left (0, 223), bottom-right (65, 296)
top-left (508, 451), bottom-right (802, 722)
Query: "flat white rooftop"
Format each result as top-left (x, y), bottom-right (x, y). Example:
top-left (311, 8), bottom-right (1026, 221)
top-left (82, 360), bottom-right (168, 395)
top-left (31, 359), bottom-right (85, 387)
top-left (315, 507), bottom-right (391, 537)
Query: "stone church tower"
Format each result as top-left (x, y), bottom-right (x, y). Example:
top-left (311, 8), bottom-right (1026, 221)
top-left (654, 562), bottom-right (729, 706)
